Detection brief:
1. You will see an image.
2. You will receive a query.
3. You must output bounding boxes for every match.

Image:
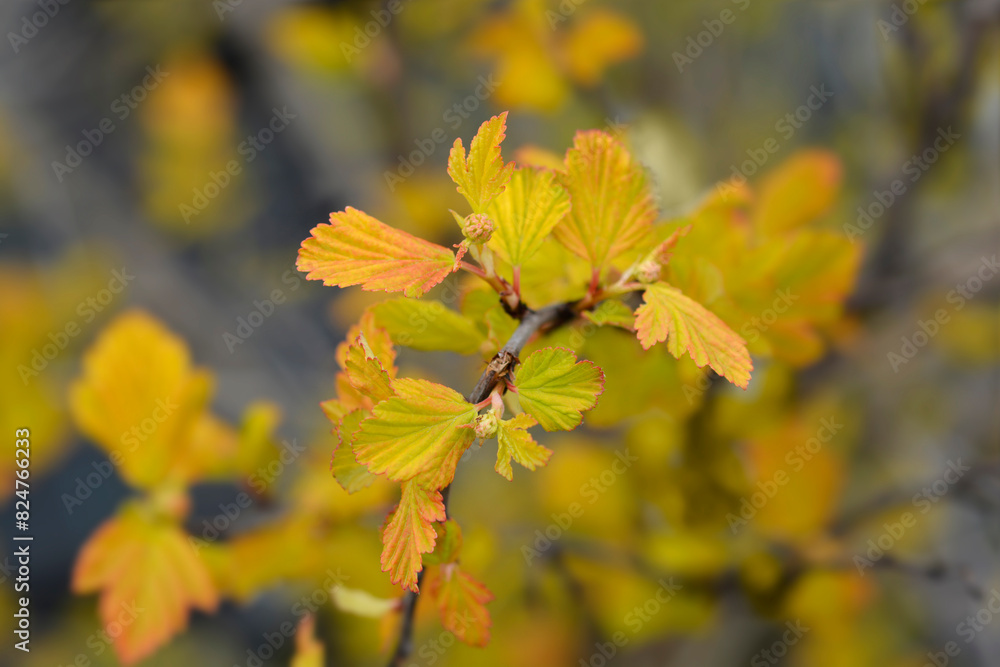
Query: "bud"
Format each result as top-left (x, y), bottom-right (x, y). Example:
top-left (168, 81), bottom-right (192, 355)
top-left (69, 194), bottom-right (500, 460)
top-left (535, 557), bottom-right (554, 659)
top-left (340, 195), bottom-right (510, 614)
top-left (462, 214), bottom-right (495, 244)
top-left (637, 259), bottom-right (661, 284)
top-left (473, 412), bottom-right (499, 439)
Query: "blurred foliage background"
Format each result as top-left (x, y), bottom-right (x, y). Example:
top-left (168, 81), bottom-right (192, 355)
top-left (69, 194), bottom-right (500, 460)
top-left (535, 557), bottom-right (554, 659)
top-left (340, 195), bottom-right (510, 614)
top-left (0, 0), bottom-right (998, 665)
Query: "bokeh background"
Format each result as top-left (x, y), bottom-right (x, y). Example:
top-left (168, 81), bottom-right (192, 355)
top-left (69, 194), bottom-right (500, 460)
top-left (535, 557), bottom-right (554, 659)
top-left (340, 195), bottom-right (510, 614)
top-left (1, 0), bottom-right (998, 665)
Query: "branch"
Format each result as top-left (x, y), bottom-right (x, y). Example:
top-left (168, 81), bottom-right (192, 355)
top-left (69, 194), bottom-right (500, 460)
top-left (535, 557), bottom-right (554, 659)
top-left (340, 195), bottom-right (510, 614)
top-left (386, 300), bottom-right (578, 666)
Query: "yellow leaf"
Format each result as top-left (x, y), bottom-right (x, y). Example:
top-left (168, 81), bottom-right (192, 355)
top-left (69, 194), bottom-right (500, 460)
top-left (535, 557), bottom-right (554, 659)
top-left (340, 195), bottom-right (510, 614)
top-left (69, 311), bottom-right (214, 489)
top-left (343, 334), bottom-right (395, 404)
top-left (447, 112), bottom-right (515, 214)
top-left (381, 476), bottom-right (446, 592)
top-left (495, 413), bottom-right (552, 480)
top-left (332, 585), bottom-right (400, 618)
top-left (561, 9), bottom-right (644, 86)
top-left (297, 207), bottom-right (456, 298)
top-left (752, 149), bottom-right (842, 235)
top-left (635, 282), bottom-right (752, 389)
top-left (331, 410), bottom-right (378, 494)
top-left (369, 298), bottom-right (486, 355)
top-left (72, 503), bottom-right (218, 664)
top-left (290, 615), bottom-right (325, 667)
top-left (487, 167), bottom-right (571, 266)
top-left (353, 378), bottom-right (477, 487)
top-left (555, 131), bottom-right (657, 270)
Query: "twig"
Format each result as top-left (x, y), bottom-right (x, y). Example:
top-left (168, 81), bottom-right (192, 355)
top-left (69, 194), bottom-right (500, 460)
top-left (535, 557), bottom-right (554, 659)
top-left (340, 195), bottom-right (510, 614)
top-left (386, 300), bottom-right (578, 666)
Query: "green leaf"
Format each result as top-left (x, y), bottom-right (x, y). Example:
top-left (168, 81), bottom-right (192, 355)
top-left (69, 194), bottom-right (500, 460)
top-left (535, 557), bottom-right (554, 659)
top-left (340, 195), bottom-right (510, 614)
top-left (353, 379), bottom-right (477, 488)
top-left (487, 167), bottom-right (571, 265)
top-left (369, 299), bottom-right (486, 355)
top-left (331, 410), bottom-right (378, 494)
top-left (495, 413), bottom-right (552, 480)
top-left (582, 300), bottom-right (636, 330)
top-left (423, 519), bottom-right (463, 566)
top-left (511, 347), bottom-right (604, 431)
top-left (447, 113), bottom-right (515, 214)
top-left (634, 282), bottom-right (752, 389)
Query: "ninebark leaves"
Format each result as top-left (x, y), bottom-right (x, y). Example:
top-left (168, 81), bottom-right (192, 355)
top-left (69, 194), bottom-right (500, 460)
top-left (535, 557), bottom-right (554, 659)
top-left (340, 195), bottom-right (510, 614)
top-left (512, 347), bottom-right (604, 431)
top-left (447, 112), bottom-right (515, 214)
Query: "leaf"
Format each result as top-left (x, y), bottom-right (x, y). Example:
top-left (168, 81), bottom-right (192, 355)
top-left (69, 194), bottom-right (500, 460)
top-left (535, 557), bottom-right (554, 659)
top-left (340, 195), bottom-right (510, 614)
top-left (429, 565), bottom-right (494, 647)
top-left (343, 334), bottom-right (395, 403)
top-left (447, 112), bottom-right (515, 214)
top-left (72, 504), bottom-right (218, 664)
top-left (583, 299), bottom-right (636, 330)
top-left (297, 207), bottom-right (456, 298)
top-left (752, 149), bottom-right (842, 235)
top-left (555, 130), bottom-right (657, 270)
top-left (424, 519), bottom-right (464, 566)
top-left (635, 282), bottom-right (752, 389)
top-left (353, 378), bottom-right (477, 487)
top-left (331, 410), bottom-right (378, 494)
top-left (336, 309), bottom-right (397, 376)
top-left (291, 615), bottom-right (325, 667)
top-left (69, 311), bottom-right (215, 490)
top-left (495, 413), bottom-right (552, 480)
top-left (369, 299), bottom-right (486, 355)
top-left (381, 477), bottom-right (446, 592)
top-left (332, 585), bottom-right (400, 618)
top-left (512, 348), bottom-right (604, 431)
top-left (486, 167), bottom-right (571, 265)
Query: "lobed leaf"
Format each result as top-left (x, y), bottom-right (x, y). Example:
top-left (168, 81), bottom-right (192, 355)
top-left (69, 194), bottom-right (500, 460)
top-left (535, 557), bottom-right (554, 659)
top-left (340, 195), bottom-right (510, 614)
top-left (330, 410), bottom-right (378, 494)
top-left (72, 504), bottom-right (218, 665)
top-left (512, 347), bottom-right (604, 431)
top-left (635, 282), bottom-right (752, 389)
top-left (429, 565), bottom-right (494, 647)
top-left (495, 413), bottom-right (552, 480)
top-left (297, 207), bottom-right (456, 298)
top-left (381, 477), bottom-right (446, 592)
top-left (353, 378), bottom-right (477, 487)
top-left (554, 130), bottom-right (657, 270)
top-left (582, 299), bottom-right (636, 330)
top-left (369, 299), bottom-right (486, 355)
top-left (486, 167), bottom-right (571, 266)
top-left (447, 112), bottom-right (515, 214)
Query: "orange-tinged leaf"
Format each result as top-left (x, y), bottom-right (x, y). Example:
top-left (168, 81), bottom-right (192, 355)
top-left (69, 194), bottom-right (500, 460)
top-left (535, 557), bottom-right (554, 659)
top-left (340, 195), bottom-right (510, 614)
top-left (447, 112), bottom-right (515, 214)
top-left (331, 410), bottom-right (378, 493)
top-left (512, 347), bottom-right (604, 431)
top-left (72, 504), bottom-right (218, 664)
top-left (291, 615), bottom-right (325, 667)
top-left (487, 167), bottom-right (571, 266)
top-left (555, 131), bottom-right (657, 269)
top-left (381, 477), bottom-right (446, 591)
top-left (495, 413), bottom-right (552, 480)
top-left (336, 309), bottom-right (397, 376)
top-left (354, 378), bottom-right (477, 487)
top-left (424, 519), bottom-right (463, 566)
top-left (429, 565), bottom-right (494, 647)
top-left (752, 149), bottom-right (842, 235)
top-left (297, 207), bottom-right (456, 297)
top-left (343, 334), bottom-right (394, 404)
top-left (635, 282), bottom-right (752, 389)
